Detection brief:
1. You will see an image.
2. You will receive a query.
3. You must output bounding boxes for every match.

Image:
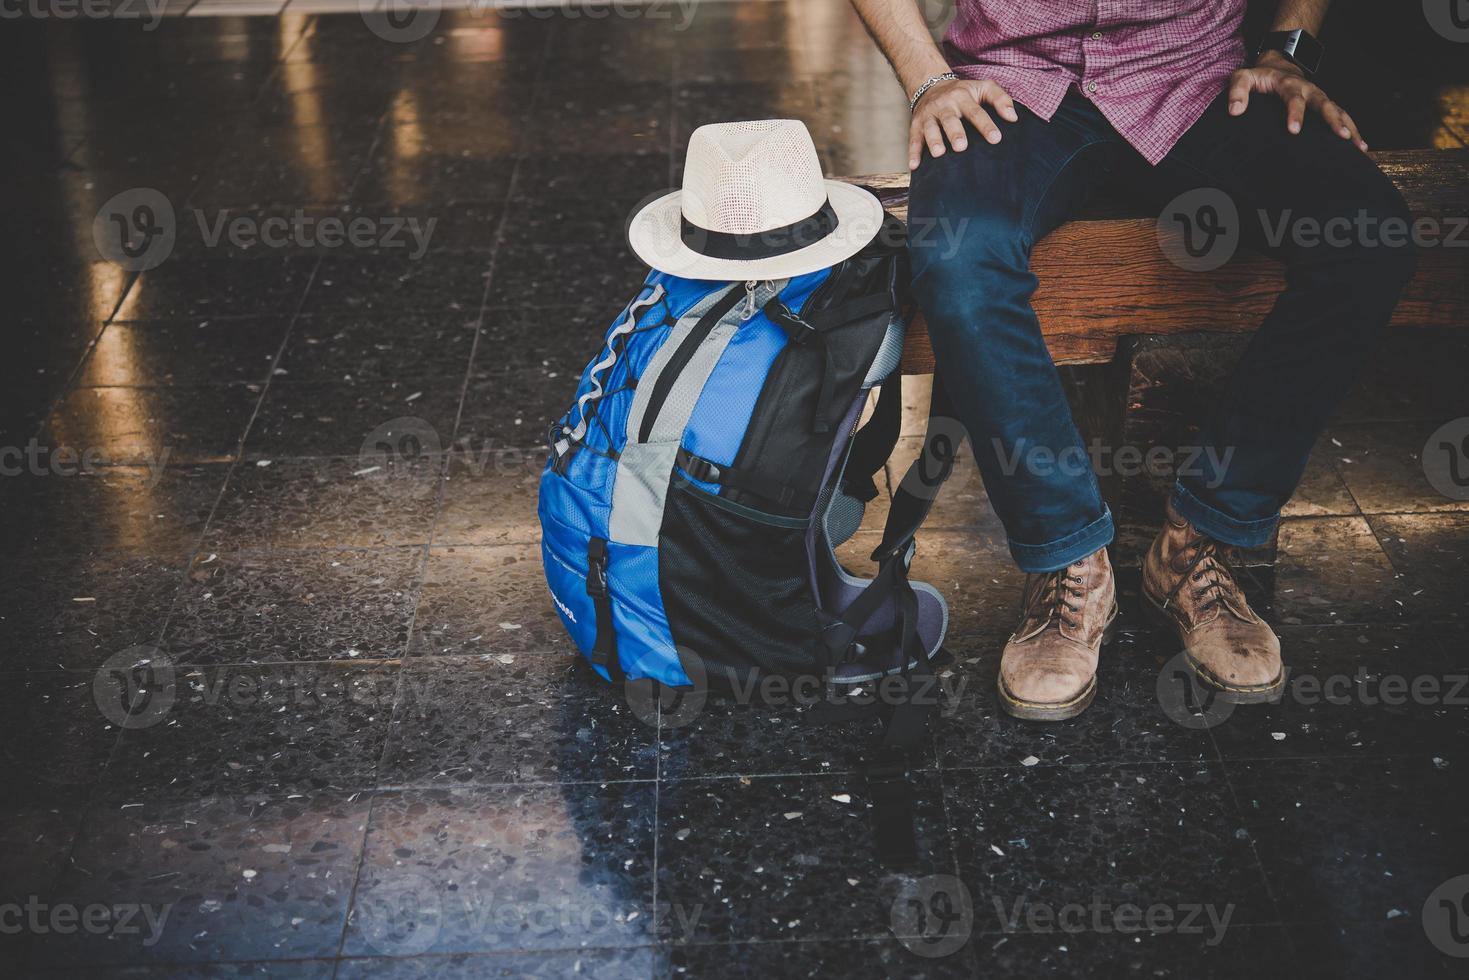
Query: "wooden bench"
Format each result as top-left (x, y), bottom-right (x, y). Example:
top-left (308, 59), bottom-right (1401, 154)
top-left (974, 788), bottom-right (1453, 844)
top-left (839, 148), bottom-right (1468, 374)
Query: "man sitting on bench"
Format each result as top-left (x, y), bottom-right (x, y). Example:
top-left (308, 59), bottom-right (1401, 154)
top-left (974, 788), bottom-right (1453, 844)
top-left (849, 0), bottom-right (1416, 719)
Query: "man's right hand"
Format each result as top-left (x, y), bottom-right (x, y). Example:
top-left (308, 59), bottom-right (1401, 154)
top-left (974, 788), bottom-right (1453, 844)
top-left (909, 78), bottom-right (1019, 170)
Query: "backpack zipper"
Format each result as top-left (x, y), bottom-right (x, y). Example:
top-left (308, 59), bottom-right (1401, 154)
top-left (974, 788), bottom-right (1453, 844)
top-left (636, 280), bottom-right (759, 444)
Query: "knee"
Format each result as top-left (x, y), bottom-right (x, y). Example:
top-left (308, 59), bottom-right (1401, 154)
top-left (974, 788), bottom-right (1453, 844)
top-left (908, 204), bottom-right (1031, 319)
top-left (1299, 191), bottom-right (1418, 296)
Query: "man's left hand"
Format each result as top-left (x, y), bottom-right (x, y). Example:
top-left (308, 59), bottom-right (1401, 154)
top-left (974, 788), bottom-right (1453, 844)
top-left (1226, 51), bottom-right (1367, 152)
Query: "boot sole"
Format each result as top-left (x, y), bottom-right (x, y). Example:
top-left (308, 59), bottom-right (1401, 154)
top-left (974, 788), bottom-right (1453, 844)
top-left (997, 616), bottom-right (1117, 722)
top-left (1139, 589), bottom-right (1285, 704)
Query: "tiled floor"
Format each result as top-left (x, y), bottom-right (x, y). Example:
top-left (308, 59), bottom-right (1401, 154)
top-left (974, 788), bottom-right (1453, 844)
top-left (3, 2), bottom-right (1468, 977)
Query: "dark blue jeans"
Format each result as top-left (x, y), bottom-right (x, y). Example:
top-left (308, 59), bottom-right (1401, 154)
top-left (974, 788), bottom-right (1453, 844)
top-left (908, 89), bottom-right (1415, 572)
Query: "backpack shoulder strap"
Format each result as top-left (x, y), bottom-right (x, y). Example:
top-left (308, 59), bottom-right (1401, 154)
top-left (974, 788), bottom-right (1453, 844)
top-left (840, 373), bottom-right (902, 503)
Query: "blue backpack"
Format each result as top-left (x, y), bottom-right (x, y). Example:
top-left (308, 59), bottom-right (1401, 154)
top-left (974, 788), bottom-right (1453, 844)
top-left (538, 209), bottom-right (957, 700)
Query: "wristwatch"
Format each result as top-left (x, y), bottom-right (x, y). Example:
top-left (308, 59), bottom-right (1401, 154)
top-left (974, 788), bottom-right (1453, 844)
top-left (1256, 28), bottom-right (1324, 76)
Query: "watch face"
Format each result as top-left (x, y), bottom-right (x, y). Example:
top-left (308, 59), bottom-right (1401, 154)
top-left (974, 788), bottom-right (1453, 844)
top-left (1281, 29), bottom-right (1324, 74)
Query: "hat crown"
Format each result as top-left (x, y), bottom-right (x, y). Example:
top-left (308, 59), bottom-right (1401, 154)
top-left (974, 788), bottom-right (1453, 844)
top-left (679, 120), bottom-right (827, 235)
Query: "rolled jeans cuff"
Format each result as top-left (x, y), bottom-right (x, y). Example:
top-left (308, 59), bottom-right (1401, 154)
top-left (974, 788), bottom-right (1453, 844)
top-left (1008, 507), bottom-right (1115, 574)
top-left (1170, 482), bottom-right (1279, 548)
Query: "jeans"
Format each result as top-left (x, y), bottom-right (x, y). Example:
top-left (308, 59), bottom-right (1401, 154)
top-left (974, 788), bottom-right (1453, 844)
top-left (907, 89), bottom-right (1416, 572)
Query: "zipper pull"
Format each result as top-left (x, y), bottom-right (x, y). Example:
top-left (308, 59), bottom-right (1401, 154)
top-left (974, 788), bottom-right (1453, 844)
top-left (741, 280), bottom-right (759, 321)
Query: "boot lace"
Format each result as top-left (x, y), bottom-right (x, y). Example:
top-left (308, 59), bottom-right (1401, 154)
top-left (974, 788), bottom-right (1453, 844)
top-left (1022, 560), bottom-right (1086, 632)
top-left (1165, 537), bottom-right (1242, 614)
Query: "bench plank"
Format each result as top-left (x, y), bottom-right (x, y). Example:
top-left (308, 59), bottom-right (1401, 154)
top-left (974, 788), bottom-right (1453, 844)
top-left (840, 149), bottom-right (1468, 372)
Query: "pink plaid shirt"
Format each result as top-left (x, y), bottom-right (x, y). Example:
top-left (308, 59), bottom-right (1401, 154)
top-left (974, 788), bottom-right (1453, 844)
top-left (944, 1), bottom-right (1249, 164)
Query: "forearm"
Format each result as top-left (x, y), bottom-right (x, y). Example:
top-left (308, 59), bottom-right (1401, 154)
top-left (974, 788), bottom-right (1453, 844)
top-left (848, 0), bottom-right (952, 97)
top-left (1268, 0), bottom-right (1331, 35)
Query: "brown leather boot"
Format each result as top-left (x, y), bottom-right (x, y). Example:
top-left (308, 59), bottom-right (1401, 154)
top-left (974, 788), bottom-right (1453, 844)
top-left (1141, 502), bottom-right (1284, 702)
top-left (998, 547), bottom-right (1118, 721)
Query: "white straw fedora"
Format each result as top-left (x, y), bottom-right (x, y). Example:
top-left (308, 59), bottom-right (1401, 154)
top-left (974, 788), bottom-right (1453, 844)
top-left (627, 119), bottom-right (886, 281)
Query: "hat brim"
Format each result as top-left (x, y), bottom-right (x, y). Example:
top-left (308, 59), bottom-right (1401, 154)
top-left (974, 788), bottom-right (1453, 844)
top-left (627, 179), bottom-right (887, 281)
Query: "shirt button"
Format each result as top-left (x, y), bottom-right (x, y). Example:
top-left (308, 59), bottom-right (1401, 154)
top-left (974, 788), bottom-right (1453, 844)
top-left (1091, 31), bottom-right (1102, 40)
top-left (1086, 81), bottom-right (1099, 93)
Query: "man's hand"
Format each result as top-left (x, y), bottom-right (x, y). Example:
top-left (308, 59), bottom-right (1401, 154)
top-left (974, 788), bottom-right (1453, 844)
top-left (909, 78), bottom-right (1019, 170)
top-left (1226, 51), bottom-right (1366, 151)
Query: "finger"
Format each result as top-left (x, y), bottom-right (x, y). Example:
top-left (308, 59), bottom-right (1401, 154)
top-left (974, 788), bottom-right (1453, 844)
top-left (939, 111), bottom-right (970, 152)
top-left (1337, 108), bottom-right (1367, 151)
top-left (980, 81), bottom-right (1019, 122)
top-left (1227, 71), bottom-right (1254, 115)
top-left (961, 104), bottom-right (1001, 144)
top-left (1320, 100), bottom-right (1354, 142)
top-left (1286, 92), bottom-right (1308, 134)
top-left (923, 118), bottom-right (947, 159)
top-left (907, 123), bottom-right (923, 170)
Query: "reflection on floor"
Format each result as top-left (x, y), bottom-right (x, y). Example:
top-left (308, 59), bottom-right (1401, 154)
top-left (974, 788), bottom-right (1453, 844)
top-left (2, 1), bottom-right (1467, 976)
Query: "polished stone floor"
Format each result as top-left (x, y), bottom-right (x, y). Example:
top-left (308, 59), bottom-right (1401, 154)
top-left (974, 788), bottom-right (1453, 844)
top-left (3, 2), bottom-right (1468, 977)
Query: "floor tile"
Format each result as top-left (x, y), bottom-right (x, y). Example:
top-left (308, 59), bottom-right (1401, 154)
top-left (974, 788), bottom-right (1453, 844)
top-left (408, 544), bottom-right (570, 657)
top-left (1272, 517), bottom-right (1410, 626)
top-left (0, 672), bottom-right (122, 806)
top-left (967, 925), bottom-right (1300, 980)
top-left (204, 455), bottom-right (443, 550)
top-left (934, 630), bottom-right (1220, 772)
top-left (300, 253), bottom-right (491, 315)
top-left (336, 947), bottom-right (657, 979)
top-left (112, 256), bottom-right (316, 320)
top-left (1328, 421), bottom-right (1469, 515)
top-left (277, 311), bottom-right (481, 382)
top-left (42, 385), bottom-right (260, 466)
top-left (1288, 917), bottom-right (1465, 979)
top-left (0, 552), bottom-right (186, 670)
top-left (943, 763), bottom-right (1277, 929)
top-left (101, 661), bottom-right (399, 802)
top-left (33, 793), bottom-right (370, 966)
top-left (655, 771), bottom-right (954, 943)
top-left (1369, 512), bottom-right (1469, 623)
top-left (379, 654), bottom-right (656, 787)
top-left (0, 805), bottom-right (86, 963)
top-left (1207, 624), bottom-right (1469, 762)
top-left (433, 449), bottom-right (542, 546)
top-left (661, 937), bottom-right (977, 979)
top-left (76, 318), bottom-right (290, 387)
top-left (343, 784), bottom-right (656, 955)
top-left (161, 547), bottom-right (422, 665)
top-left (243, 379), bottom-right (461, 460)
top-left (1228, 756), bottom-right (1469, 926)
top-left (0, 465), bottom-right (226, 560)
